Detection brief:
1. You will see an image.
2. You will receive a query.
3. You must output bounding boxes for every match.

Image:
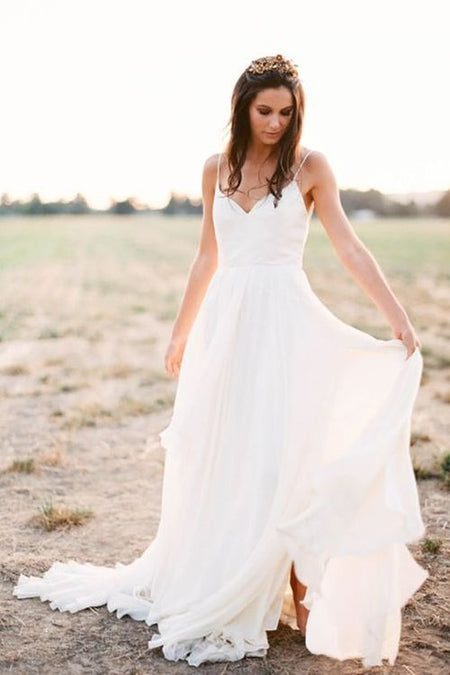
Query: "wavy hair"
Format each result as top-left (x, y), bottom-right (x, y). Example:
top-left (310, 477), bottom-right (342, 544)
top-left (222, 57), bottom-right (306, 208)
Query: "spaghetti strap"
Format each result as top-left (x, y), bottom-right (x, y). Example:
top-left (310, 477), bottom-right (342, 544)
top-left (293, 149), bottom-right (314, 180)
top-left (216, 153), bottom-right (222, 189)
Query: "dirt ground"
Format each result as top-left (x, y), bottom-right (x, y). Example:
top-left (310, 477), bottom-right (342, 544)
top-left (0, 215), bottom-right (449, 674)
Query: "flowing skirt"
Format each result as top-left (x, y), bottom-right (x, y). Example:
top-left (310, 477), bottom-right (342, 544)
top-left (13, 263), bottom-right (428, 668)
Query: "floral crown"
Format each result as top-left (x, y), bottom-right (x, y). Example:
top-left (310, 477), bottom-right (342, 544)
top-left (246, 54), bottom-right (298, 78)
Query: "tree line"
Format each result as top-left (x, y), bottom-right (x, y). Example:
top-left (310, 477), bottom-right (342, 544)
top-left (1, 188), bottom-right (449, 217)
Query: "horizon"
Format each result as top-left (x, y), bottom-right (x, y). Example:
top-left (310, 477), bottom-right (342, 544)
top-left (2, 186), bottom-right (446, 211)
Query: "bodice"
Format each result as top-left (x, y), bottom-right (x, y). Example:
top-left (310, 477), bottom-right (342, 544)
top-left (212, 179), bottom-right (313, 269)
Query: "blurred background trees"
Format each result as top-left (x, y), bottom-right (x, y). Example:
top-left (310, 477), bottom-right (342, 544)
top-left (0, 188), bottom-right (449, 218)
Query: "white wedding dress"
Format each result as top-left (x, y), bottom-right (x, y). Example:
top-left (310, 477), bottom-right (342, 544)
top-left (13, 149), bottom-right (429, 668)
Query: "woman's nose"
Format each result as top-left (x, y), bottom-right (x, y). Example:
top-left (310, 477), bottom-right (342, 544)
top-left (269, 117), bottom-right (281, 130)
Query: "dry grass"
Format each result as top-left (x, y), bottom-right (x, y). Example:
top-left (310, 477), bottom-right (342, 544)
top-left (421, 537), bottom-right (443, 554)
top-left (0, 214), bottom-right (449, 674)
top-left (30, 500), bottom-right (94, 532)
top-left (7, 458), bottom-right (36, 474)
top-left (1, 363), bottom-right (30, 376)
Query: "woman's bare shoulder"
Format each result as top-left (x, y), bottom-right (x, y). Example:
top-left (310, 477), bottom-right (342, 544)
top-left (201, 153), bottom-right (222, 196)
top-left (298, 148), bottom-right (334, 185)
top-left (202, 153), bottom-right (222, 182)
top-left (299, 146), bottom-right (327, 164)
top-left (204, 153), bottom-right (222, 172)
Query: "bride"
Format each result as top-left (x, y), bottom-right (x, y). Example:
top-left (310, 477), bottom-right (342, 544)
top-left (13, 53), bottom-right (428, 669)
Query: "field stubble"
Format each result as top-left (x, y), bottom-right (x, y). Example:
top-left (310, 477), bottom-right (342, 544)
top-left (0, 214), bottom-right (449, 674)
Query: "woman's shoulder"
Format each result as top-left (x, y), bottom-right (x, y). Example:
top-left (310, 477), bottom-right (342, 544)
top-left (296, 147), bottom-right (338, 194)
top-left (205, 152), bottom-right (221, 165)
top-left (202, 153), bottom-right (223, 179)
top-left (201, 153), bottom-right (224, 194)
top-left (205, 152), bottom-right (226, 169)
top-left (295, 147), bottom-right (330, 184)
top-left (298, 146), bottom-right (326, 165)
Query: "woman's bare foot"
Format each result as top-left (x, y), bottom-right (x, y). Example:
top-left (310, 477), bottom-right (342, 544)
top-left (290, 563), bottom-right (310, 636)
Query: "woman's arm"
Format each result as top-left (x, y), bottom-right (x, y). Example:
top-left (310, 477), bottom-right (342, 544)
top-left (164, 154), bottom-right (219, 378)
top-left (307, 151), bottom-right (421, 358)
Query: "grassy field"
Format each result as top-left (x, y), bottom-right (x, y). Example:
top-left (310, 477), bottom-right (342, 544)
top-left (0, 214), bottom-right (449, 674)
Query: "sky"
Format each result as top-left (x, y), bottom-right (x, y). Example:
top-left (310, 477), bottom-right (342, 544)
top-left (1, 0), bottom-right (449, 209)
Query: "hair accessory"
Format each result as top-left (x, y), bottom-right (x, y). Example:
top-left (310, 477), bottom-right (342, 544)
top-left (246, 54), bottom-right (298, 78)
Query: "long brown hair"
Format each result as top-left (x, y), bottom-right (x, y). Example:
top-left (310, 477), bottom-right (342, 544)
top-left (222, 55), bottom-right (306, 208)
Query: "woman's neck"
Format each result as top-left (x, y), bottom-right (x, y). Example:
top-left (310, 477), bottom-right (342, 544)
top-left (244, 142), bottom-right (278, 165)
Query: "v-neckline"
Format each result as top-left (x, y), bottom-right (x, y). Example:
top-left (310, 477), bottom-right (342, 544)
top-left (224, 191), bottom-right (268, 216)
top-left (216, 178), bottom-right (309, 217)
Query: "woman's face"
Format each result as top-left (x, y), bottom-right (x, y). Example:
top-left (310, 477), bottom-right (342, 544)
top-left (248, 86), bottom-right (294, 145)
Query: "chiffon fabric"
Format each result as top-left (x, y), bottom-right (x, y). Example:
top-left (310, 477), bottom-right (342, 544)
top-left (13, 149), bottom-right (428, 668)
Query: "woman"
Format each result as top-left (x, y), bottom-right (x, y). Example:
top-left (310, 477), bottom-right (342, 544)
top-left (13, 54), bottom-right (428, 669)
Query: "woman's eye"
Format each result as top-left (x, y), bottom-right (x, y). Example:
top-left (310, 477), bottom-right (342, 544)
top-left (258, 110), bottom-right (292, 117)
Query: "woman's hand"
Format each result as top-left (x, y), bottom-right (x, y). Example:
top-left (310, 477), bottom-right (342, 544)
top-left (391, 316), bottom-right (422, 359)
top-left (164, 336), bottom-right (187, 378)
